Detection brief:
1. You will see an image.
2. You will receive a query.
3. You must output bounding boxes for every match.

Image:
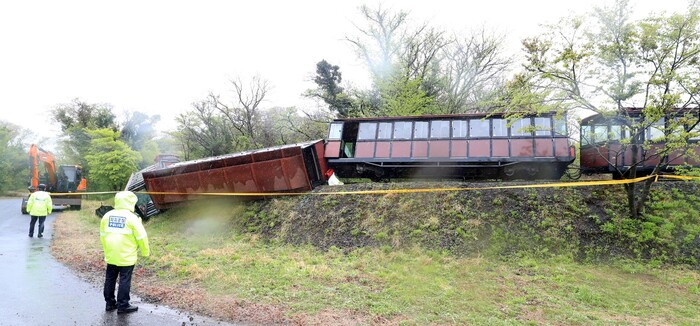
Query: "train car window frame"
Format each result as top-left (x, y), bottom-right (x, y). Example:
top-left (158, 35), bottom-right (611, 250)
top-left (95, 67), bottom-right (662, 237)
top-left (647, 118), bottom-right (665, 141)
top-left (393, 121), bottom-right (413, 139)
top-left (581, 125), bottom-right (592, 146)
top-left (690, 123), bottom-right (700, 140)
top-left (554, 116), bottom-right (567, 136)
top-left (593, 125), bottom-right (608, 144)
top-left (534, 117), bottom-right (552, 136)
top-left (328, 122), bottom-right (343, 140)
top-left (452, 120), bottom-right (467, 138)
top-left (469, 119), bottom-right (489, 138)
top-left (358, 122), bottom-right (378, 140)
top-left (492, 119), bottom-right (508, 137)
top-left (430, 120), bottom-right (450, 139)
top-left (610, 125), bottom-right (623, 141)
top-left (414, 121), bottom-right (429, 139)
top-left (511, 118), bottom-right (532, 137)
top-left (377, 122), bottom-right (393, 140)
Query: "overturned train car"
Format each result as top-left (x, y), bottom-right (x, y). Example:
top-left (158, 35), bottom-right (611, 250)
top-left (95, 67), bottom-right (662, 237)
top-left (137, 140), bottom-right (328, 210)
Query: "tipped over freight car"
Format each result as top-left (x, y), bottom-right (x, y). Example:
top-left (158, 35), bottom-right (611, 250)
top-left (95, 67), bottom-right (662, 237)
top-left (133, 140), bottom-right (328, 211)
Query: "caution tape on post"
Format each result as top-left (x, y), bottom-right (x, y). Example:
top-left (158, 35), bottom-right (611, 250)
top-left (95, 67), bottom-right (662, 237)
top-left (44, 173), bottom-right (700, 198)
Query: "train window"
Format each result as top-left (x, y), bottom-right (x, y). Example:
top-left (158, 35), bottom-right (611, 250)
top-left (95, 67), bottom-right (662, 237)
top-left (593, 125), bottom-right (608, 143)
top-left (647, 118), bottom-right (665, 141)
top-left (328, 123), bottom-right (343, 140)
top-left (430, 120), bottom-right (450, 138)
top-left (358, 122), bottom-right (377, 140)
top-left (378, 122), bottom-right (393, 140)
top-left (511, 118), bottom-right (532, 137)
top-left (554, 116), bottom-right (567, 136)
top-left (492, 119), bottom-right (508, 137)
top-left (610, 125), bottom-right (622, 141)
top-left (414, 121), bottom-right (429, 139)
top-left (452, 120), bottom-right (467, 138)
top-left (469, 119), bottom-right (489, 138)
top-left (534, 117), bottom-right (551, 136)
top-left (394, 121), bottom-right (412, 139)
top-left (691, 123), bottom-right (700, 140)
top-left (581, 125), bottom-right (592, 145)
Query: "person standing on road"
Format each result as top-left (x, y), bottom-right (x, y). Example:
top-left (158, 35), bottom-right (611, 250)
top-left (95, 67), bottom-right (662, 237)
top-left (26, 183), bottom-right (52, 238)
top-left (100, 191), bottom-right (150, 314)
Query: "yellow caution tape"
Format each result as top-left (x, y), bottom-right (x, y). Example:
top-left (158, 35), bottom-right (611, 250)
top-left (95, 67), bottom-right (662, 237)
top-left (48, 174), bottom-right (698, 198)
top-left (657, 174), bottom-right (700, 181)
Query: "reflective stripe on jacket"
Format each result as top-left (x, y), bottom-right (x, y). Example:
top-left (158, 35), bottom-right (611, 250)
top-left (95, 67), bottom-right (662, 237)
top-left (27, 191), bottom-right (52, 216)
top-left (99, 192), bottom-right (150, 266)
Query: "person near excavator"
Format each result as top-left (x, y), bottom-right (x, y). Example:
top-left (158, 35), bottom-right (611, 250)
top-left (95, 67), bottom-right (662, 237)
top-left (26, 183), bottom-right (52, 238)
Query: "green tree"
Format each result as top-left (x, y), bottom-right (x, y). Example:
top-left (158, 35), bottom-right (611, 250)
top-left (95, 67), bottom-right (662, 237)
top-left (258, 107), bottom-right (331, 146)
top-left (0, 121), bottom-right (29, 192)
top-left (345, 4), bottom-right (441, 116)
top-left (441, 29), bottom-right (514, 113)
top-left (52, 98), bottom-right (117, 132)
top-left (121, 111), bottom-right (160, 151)
top-left (174, 99), bottom-right (235, 159)
top-left (211, 76), bottom-right (270, 150)
top-left (121, 111), bottom-right (163, 168)
top-left (52, 99), bottom-right (119, 174)
top-left (519, 0), bottom-right (700, 218)
top-left (83, 129), bottom-right (141, 191)
top-left (344, 5), bottom-right (510, 117)
top-left (307, 60), bottom-right (354, 117)
top-left (379, 73), bottom-right (437, 116)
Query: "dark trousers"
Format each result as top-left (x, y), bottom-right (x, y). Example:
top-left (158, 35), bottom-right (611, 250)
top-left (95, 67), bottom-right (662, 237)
top-left (29, 215), bottom-right (46, 236)
top-left (103, 264), bottom-right (135, 308)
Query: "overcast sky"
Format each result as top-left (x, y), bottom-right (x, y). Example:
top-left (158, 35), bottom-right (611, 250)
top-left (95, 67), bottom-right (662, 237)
top-left (0, 0), bottom-right (691, 143)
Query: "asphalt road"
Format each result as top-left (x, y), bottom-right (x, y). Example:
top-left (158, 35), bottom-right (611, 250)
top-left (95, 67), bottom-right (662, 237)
top-left (0, 197), bottom-right (237, 326)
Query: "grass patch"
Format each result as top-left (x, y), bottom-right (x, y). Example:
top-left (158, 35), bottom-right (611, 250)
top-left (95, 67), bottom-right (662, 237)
top-left (57, 182), bottom-right (700, 325)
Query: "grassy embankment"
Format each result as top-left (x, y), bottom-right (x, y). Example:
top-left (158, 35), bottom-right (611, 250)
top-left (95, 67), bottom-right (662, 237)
top-left (53, 181), bottom-right (700, 325)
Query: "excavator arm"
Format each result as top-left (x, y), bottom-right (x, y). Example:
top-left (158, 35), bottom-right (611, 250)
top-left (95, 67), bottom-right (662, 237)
top-left (29, 144), bottom-right (57, 190)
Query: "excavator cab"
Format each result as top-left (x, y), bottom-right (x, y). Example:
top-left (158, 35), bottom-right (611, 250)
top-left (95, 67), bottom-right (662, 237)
top-left (56, 165), bottom-right (84, 193)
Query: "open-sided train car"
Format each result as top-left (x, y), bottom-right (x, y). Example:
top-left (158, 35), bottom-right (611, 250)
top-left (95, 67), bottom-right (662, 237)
top-left (324, 112), bottom-right (576, 180)
top-left (140, 140), bottom-right (328, 209)
top-left (580, 109), bottom-right (700, 178)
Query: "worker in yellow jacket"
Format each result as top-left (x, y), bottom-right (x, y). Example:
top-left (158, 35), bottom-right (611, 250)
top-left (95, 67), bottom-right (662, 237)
top-left (26, 183), bottom-right (52, 238)
top-left (100, 191), bottom-right (150, 314)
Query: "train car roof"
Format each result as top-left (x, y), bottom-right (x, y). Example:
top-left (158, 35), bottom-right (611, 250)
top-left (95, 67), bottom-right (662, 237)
top-left (162, 139), bottom-right (324, 169)
top-left (580, 107), bottom-right (699, 124)
top-left (331, 111), bottom-right (563, 122)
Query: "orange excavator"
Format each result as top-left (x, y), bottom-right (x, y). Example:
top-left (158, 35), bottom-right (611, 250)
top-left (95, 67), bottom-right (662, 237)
top-left (21, 144), bottom-right (87, 214)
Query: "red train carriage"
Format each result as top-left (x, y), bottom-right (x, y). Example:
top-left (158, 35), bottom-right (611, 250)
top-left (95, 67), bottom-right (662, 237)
top-left (324, 112), bottom-right (576, 180)
top-left (580, 109), bottom-right (700, 178)
top-left (140, 140), bottom-right (328, 210)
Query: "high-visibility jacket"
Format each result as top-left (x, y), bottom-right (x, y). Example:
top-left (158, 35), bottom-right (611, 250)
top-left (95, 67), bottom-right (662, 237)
top-left (100, 191), bottom-right (150, 266)
top-left (27, 191), bottom-right (52, 216)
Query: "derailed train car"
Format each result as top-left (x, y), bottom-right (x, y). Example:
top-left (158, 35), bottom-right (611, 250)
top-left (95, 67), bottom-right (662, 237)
top-left (140, 140), bottom-right (328, 210)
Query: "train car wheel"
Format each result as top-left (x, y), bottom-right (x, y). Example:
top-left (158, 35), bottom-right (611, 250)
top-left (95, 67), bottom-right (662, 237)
top-left (501, 166), bottom-right (516, 180)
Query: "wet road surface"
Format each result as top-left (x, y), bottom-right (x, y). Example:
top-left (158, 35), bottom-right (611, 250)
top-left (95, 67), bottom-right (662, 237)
top-left (0, 198), bottom-right (238, 325)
